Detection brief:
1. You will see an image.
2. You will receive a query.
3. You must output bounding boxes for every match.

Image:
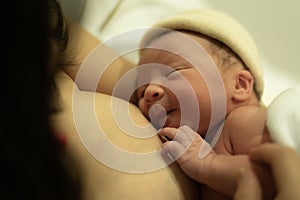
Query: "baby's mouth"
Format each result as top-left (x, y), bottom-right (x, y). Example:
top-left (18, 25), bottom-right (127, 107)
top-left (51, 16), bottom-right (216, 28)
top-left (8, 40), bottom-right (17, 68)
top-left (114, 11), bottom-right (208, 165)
top-left (158, 109), bottom-right (176, 128)
top-left (148, 104), bottom-right (173, 129)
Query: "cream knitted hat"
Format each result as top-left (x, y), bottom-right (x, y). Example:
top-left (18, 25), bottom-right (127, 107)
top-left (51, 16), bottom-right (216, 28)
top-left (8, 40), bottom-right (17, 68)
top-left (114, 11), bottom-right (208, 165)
top-left (140, 9), bottom-right (264, 99)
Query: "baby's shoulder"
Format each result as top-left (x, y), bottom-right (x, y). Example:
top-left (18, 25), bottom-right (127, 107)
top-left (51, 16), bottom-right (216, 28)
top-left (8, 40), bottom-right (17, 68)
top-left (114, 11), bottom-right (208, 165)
top-left (226, 105), bottom-right (267, 125)
top-left (224, 105), bottom-right (270, 154)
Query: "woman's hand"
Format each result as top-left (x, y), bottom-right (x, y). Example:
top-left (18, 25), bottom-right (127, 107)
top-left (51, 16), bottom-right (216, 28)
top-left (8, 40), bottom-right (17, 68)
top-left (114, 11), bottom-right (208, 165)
top-left (234, 143), bottom-right (300, 200)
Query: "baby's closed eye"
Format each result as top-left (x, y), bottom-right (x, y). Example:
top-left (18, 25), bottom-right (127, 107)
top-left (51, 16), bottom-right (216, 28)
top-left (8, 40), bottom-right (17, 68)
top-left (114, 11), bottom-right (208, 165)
top-left (166, 66), bottom-right (190, 78)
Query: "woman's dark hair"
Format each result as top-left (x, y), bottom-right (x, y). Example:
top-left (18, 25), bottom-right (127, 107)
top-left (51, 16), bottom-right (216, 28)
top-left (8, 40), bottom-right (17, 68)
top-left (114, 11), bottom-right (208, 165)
top-left (0, 0), bottom-right (82, 199)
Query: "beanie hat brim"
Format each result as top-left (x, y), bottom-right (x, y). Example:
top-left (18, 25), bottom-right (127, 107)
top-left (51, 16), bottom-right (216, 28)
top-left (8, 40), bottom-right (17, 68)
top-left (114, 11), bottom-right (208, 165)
top-left (140, 9), bottom-right (264, 98)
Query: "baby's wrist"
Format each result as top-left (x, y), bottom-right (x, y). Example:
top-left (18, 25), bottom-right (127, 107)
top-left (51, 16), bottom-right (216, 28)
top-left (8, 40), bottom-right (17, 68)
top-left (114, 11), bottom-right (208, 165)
top-left (196, 150), bottom-right (217, 183)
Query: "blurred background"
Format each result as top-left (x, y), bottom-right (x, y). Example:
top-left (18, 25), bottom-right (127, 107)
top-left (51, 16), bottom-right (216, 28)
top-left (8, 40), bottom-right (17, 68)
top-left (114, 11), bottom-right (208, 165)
top-left (59, 0), bottom-right (300, 105)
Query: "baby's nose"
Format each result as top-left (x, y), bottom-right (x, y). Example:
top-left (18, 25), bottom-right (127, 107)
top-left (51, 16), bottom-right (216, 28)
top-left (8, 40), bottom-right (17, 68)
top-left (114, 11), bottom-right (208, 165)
top-left (144, 84), bottom-right (164, 105)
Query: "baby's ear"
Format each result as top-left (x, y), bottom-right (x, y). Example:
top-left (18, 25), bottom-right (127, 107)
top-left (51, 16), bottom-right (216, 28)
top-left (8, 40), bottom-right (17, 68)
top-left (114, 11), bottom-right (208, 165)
top-left (232, 70), bottom-right (254, 102)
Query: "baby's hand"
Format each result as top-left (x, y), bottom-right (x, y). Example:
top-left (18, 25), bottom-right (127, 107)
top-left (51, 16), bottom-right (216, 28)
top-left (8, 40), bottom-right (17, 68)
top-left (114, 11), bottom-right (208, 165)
top-left (158, 125), bottom-right (215, 182)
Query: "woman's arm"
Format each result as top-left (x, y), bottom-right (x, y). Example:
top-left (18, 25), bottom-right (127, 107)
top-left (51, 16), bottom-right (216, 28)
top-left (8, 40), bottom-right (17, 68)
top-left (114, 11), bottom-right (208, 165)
top-left (62, 21), bottom-right (134, 95)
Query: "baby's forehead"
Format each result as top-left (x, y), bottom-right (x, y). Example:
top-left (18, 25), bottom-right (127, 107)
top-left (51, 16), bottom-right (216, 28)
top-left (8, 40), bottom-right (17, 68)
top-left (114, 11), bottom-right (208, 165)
top-left (140, 31), bottom-right (213, 60)
top-left (138, 32), bottom-right (222, 75)
top-left (147, 31), bottom-right (211, 50)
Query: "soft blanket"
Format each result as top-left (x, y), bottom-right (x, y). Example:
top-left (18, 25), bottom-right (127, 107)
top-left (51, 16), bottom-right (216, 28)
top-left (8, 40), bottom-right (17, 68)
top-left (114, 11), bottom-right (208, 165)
top-left (267, 88), bottom-right (300, 154)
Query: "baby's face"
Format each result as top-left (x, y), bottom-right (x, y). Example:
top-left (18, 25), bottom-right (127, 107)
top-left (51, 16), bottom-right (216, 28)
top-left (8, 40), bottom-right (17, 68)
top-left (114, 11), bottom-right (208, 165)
top-left (135, 31), bottom-right (223, 136)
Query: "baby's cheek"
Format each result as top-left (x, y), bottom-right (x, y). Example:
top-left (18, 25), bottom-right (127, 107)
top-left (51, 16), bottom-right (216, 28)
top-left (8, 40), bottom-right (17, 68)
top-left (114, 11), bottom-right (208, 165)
top-left (137, 99), bottom-right (143, 111)
top-left (138, 100), bottom-right (148, 116)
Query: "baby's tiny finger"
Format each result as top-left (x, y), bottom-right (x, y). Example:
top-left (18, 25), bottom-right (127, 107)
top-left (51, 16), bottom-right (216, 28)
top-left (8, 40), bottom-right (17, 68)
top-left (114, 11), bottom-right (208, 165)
top-left (173, 127), bottom-right (193, 148)
top-left (158, 127), bottom-right (177, 140)
top-left (161, 140), bottom-right (185, 162)
top-left (179, 125), bottom-right (197, 141)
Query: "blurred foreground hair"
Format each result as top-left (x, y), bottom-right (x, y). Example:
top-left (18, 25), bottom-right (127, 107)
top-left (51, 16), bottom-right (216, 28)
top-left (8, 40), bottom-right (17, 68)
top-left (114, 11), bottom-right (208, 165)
top-left (0, 0), bottom-right (82, 199)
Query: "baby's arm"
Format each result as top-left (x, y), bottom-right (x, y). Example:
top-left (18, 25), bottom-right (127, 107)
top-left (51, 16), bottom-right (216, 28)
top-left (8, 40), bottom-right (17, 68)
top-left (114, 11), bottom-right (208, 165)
top-left (159, 124), bottom-right (275, 199)
top-left (235, 143), bottom-right (300, 200)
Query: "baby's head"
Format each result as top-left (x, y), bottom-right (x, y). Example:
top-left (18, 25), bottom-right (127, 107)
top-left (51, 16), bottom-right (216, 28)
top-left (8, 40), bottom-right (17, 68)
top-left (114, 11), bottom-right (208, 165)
top-left (135, 9), bottom-right (264, 136)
